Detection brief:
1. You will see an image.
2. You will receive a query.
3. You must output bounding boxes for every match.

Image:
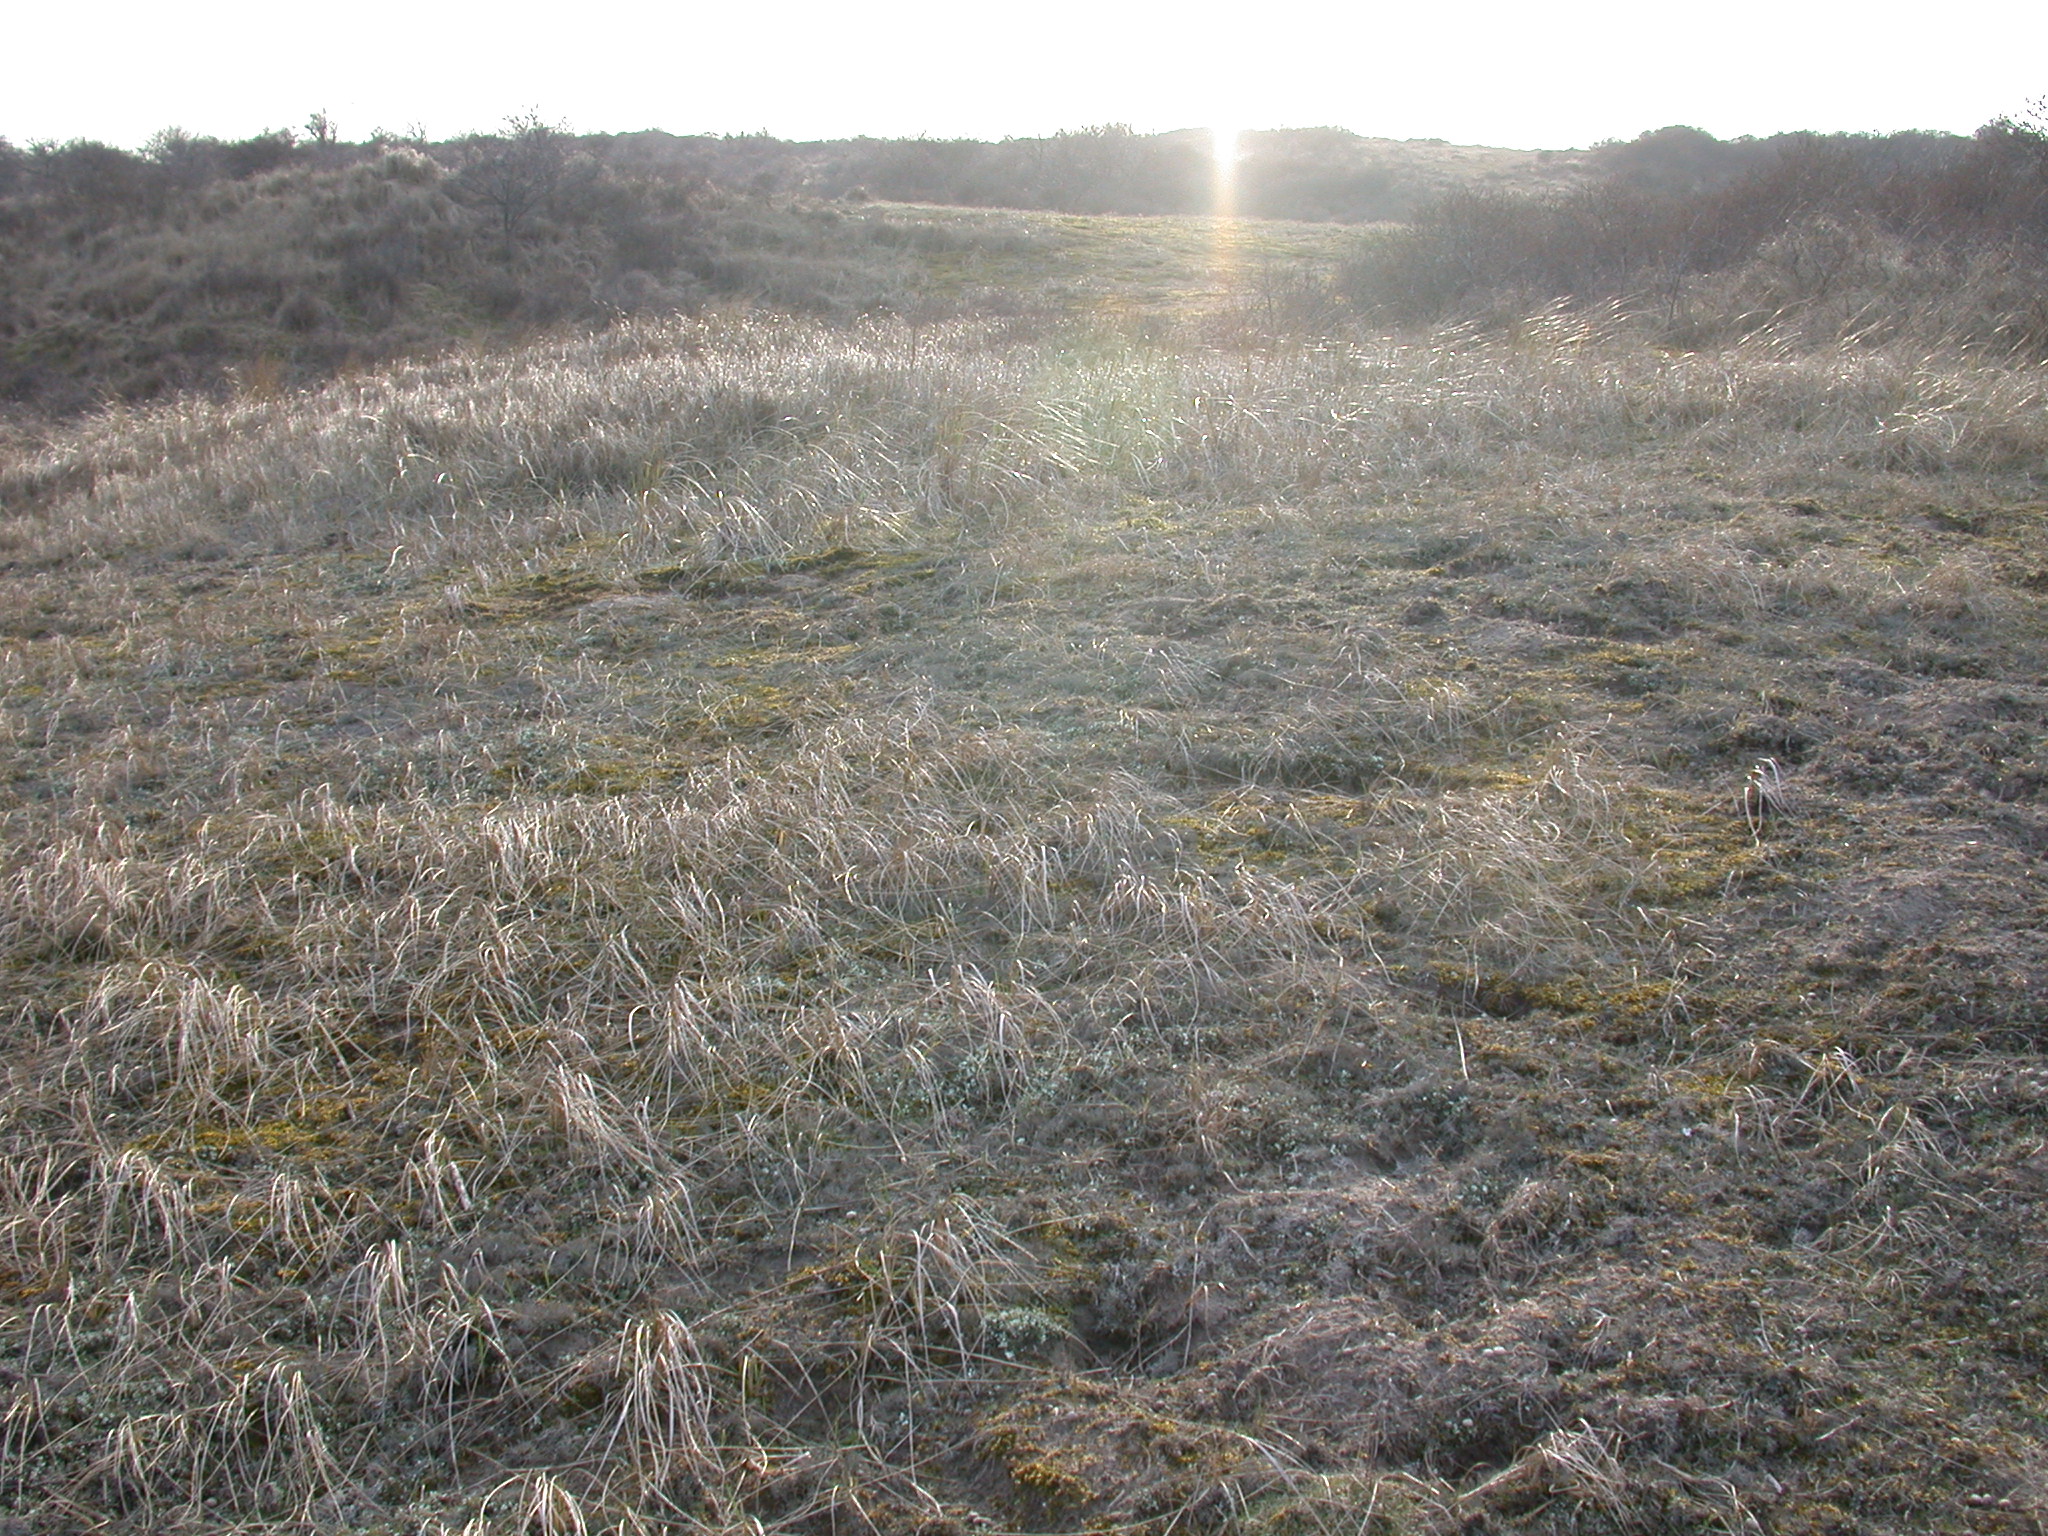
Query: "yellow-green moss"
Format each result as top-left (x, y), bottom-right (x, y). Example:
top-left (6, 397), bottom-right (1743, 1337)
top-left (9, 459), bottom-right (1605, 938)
top-left (465, 568), bottom-right (618, 621)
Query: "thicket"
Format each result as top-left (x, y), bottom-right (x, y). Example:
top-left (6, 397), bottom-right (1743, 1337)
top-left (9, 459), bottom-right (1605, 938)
top-left (1337, 118), bottom-right (2048, 354)
top-left (0, 123), bottom-right (955, 413)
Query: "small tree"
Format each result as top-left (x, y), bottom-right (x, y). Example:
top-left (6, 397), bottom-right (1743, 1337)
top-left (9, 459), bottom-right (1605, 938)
top-left (144, 125), bottom-right (222, 194)
top-left (459, 113), bottom-right (569, 243)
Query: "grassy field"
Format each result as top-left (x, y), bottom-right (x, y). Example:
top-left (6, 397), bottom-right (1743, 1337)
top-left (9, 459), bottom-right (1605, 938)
top-left (856, 204), bottom-right (1365, 317)
top-left (2, 212), bottom-right (2047, 1535)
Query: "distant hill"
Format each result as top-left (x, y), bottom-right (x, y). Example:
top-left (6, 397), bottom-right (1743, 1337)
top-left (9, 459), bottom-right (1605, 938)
top-left (5, 117), bottom-right (2036, 416)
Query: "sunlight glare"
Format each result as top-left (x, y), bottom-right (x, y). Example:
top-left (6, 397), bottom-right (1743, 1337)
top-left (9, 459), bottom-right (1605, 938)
top-left (1208, 122), bottom-right (1246, 299)
top-left (1211, 123), bottom-right (1241, 219)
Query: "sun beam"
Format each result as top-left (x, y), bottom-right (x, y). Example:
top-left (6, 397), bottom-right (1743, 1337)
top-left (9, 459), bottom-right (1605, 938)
top-left (1211, 123), bottom-right (1241, 217)
top-left (1209, 123), bottom-right (1245, 297)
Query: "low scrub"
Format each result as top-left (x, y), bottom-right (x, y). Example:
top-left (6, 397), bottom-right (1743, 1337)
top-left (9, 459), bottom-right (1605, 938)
top-left (0, 132), bottom-right (959, 414)
top-left (1338, 120), bottom-right (2048, 353)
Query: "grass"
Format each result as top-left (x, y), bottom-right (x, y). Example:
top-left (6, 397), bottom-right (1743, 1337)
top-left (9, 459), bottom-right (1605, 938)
top-left (2, 206), bottom-right (2047, 1535)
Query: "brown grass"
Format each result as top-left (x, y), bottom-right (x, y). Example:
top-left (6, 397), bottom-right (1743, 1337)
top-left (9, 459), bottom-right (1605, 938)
top-left (2, 210), bottom-right (2046, 1534)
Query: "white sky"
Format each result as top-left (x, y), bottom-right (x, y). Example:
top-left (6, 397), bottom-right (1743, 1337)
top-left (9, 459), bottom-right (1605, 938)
top-left (11, 0), bottom-right (2043, 152)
